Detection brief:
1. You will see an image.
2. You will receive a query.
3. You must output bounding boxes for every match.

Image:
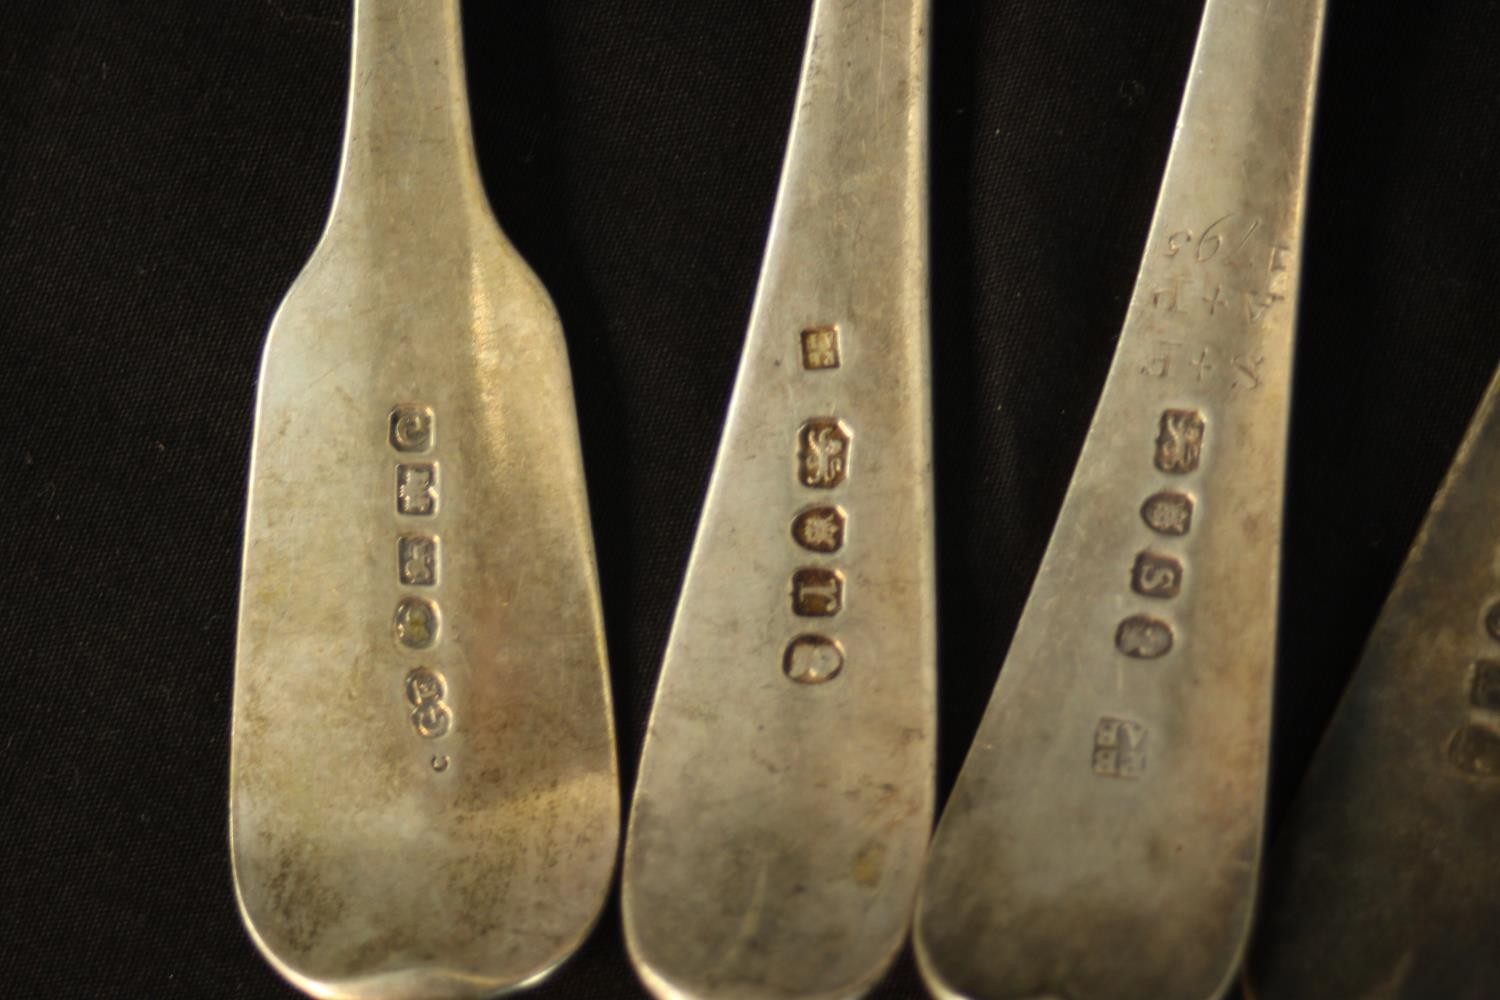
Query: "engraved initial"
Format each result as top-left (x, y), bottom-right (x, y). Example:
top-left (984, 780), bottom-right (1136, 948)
top-left (1154, 409), bottom-right (1205, 474)
top-left (798, 418), bottom-right (851, 488)
top-left (783, 634), bottom-right (845, 684)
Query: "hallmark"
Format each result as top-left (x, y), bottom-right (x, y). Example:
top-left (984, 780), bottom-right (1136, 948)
top-left (1093, 717), bottom-right (1148, 779)
top-left (1154, 409), bottom-right (1205, 474)
top-left (800, 326), bottom-right (841, 370)
top-left (1140, 491), bottom-right (1194, 536)
top-left (404, 666), bottom-right (451, 739)
top-left (393, 596), bottom-right (439, 650)
top-left (399, 534), bottom-right (438, 586)
top-left (396, 463), bottom-right (438, 516)
top-left (1115, 615), bottom-right (1174, 659)
top-left (1130, 551), bottom-right (1184, 599)
top-left (798, 418), bottom-right (851, 488)
top-left (783, 634), bottom-right (845, 684)
top-left (389, 405), bottom-right (434, 453)
top-left (792, 505), bottom-right (846, 553)
top-left (1471, 660), bottom-right (1500, 712)
top-left (791, 568), bottom-right (844, 617)
top-left (1448, 723), bottom-right (1500, 778)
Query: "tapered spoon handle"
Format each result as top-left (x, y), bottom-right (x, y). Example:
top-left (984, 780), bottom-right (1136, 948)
top-left (230, 2), bottom-right (617, 996)
top-left (622, 2), bottom-right (934, 997)
top-left (1247, 360), bottom-right (1500, 998)
top-left (916, 1), bottom-right (1325, 998)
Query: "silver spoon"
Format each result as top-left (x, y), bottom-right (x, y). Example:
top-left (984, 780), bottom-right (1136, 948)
top-left (620, 1), bottom-right (935, 996)
top-left (229, 2), bottom-right (617, 996)
top-left (915, 0), bottom-right (1326, 997)
top-left (1246, 360), bottom-right (1500, 997)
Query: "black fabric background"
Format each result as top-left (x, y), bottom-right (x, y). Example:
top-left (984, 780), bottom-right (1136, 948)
top-left (2, 1), bottom-right (1497, 996)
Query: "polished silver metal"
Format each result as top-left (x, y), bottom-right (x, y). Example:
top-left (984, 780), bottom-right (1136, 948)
top-left (229, 1), bottom-right (618, 997)
top-left (1246, 361), bottom-right (1500, 999)
top-left (914, 1), bottom-right (1325, 998)
top-left (621, 1), bottom-right (934, 997)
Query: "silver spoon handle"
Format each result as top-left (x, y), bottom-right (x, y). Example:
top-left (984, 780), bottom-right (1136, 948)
top-left (916, 1), bottom-right (1325, 998)
top-left (230, 1), bottom-right (617, 996)
top-left (622, 1), bottom-right (934, 997)
top-left (1248, 363), bottom-right (1500, 997)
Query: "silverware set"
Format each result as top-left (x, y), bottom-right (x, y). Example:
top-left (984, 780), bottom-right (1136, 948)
top-left (229, 1), bottom-right (1497, 998)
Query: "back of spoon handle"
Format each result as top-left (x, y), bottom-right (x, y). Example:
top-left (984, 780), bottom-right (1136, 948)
top-left (230, 1), bottom-right (618, 996)
top-left (916, 1), bottom-right (1325, 998)
top-left (622, 2), bottom-right (934, 998)
top-left (1248, 360), bottom-right (1500, 998)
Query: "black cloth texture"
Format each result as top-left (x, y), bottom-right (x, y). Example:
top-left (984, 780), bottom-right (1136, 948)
top-left (2, 1), bottom-right (1497, 997)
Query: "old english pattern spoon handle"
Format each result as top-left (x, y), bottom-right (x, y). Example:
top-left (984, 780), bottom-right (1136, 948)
top-left (915, 1), bottom-right (1325, 998)
top-left (1246, 360), bottom-right (1500, 998)
top-left (228, 1), bottom-right (618, 996)
top-left (621, 1), bottom-right (934, 997)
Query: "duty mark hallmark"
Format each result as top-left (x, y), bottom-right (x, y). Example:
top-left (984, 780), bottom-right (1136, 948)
top-left (783, 634), bottom-right (845, 685)
top-left (394, 595), bottom-right (439, 650)
top-left (1116, 615), bottom-right (1174, 659)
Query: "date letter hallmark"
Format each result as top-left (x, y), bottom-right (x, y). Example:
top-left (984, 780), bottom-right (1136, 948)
top-left (792, 505), bottom-right (846, 553)
top-left (798, 418), bottom-right (851, 488)
top-left (1093, 717), bottom-right (1148, 779)
top-left (801, 326), bottom-right (841, 370)
top-left (399, 535), bottom-right (438, 586)
top-left (791, 568), bottom-right (844, 617)
top-left (783, 634), bottom-right (845, 685)
top-left (1131, 552), bottom-right (1184, 599)
top-left (1141, 491), bottom-right (1194, 536)
top-left (389, 405), bottom-right (434, 453)
top-left (397, 463), bottom-right (438, 515)
top-left (1154, 409), bottom-right (1205, 474)
top-left (1116, 615), bottom-right (1174, 659)
top-left (404, 666), bottom-right (452, 739)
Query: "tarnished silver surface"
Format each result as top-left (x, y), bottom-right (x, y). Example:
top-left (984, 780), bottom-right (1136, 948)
top-left (229, 1), bottom-right (618, 996)
top-left (915, 1), bottom-right (1325, 998)
top-left (620, 1), bottom-right (934, 997)
top-left (1246, 362), bottom-right (1500, 999)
